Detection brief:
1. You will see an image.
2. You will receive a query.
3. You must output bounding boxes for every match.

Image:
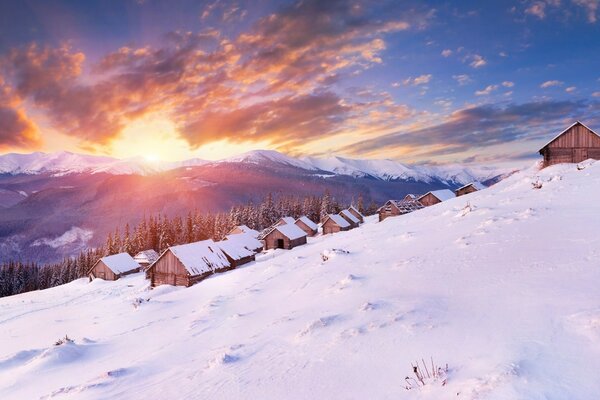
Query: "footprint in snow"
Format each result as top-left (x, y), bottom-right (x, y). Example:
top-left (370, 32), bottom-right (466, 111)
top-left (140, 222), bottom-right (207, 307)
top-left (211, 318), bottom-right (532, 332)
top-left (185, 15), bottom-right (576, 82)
top-left (41, 367), bottom-right (133, 399)
top-left (297, 315), bottom-right (340, 338)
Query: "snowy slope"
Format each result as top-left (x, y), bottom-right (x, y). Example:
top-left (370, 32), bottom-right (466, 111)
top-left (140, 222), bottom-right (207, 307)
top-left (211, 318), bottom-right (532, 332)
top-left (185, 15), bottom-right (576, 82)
top-left (0, 150), bottom-right (511, 185)
top-left (1, 160), bottom-right (600, 399)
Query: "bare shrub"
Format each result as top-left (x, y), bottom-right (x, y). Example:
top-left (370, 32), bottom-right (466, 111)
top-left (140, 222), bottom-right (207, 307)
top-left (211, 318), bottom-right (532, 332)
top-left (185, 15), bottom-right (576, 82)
top-left (404, 358), bottom-right (448, 390)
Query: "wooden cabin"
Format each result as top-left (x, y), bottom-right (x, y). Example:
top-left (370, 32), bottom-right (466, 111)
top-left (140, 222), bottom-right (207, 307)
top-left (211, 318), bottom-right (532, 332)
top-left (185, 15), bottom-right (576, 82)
top-left (377, 199), bottom-right (424, 222)
top-left (347, 205), bottom-right (365, 223)
top-left (147, 240), bottom-right (231, 287)
top-left (339, 209), bottom-right (360, 228)
top-left (134, 249), bottom-right (159, 269)
top-left (262, 224), bottom-right (308, 250)
top-left (404, 194), bottom-right (417, 201)
top-left (417, 189), bottom-right (455, 207)
top-left (216, 240), bottom-right (256, 268)
top-left (224, 233), bottom-right (263, 254)
top-left (275, 216), bottom-right (296, 226)
top-left (88, 253), bottom-right (140, 281)
top-left (295, 216), bottom-right (318, 236)
top-left (455, 182), bottom-right (486, 197)
top-left (228, 225), bottom-right (260, 238)
top-left (539, 121), bottom-right (600, 167)
top-left (322, 214), bottom-right (351, 234)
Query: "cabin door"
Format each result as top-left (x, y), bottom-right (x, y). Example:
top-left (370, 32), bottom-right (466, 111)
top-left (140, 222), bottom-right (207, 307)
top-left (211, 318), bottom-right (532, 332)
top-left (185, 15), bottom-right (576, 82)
top-left (573, 148), bottom-right (587, 162)
top-left (276, 239), bottom-right (284, 249)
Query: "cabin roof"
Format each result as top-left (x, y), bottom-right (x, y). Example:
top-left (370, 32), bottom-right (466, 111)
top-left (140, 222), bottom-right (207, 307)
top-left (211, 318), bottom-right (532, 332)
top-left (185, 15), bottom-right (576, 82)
top-left (278, 216), bottom-right (296, 225)
top-left (99, 252), bottom-right (140, 274)
top-left (538, 121), bottom-right (600, 151)
top-left (168, 239), bottom-right (230, 275)
top-left (134, 249), bottom-right (159, 264)
top-left (274, 223), bottom-right (308, 240)
top-left (378, 199), bottom-right (424, 213)
top-left (347, 205), bottom-right (365, 217)
top-left (340, 209), bottom-right (360, 224)
top-left (224, 233), bottom-right (263, 252)
top-left (456, 181), bottom-right (486, 192)
top-left (419, 189), bottom-right (455, 202)
top-left (216, 239), bottom-right (255, 261)
top-left (296, 216), bottom-right (318, 230)
top-left (230, 225), bottom-right (260, 238)
top-left (324, 213), bottom-right (351, 228)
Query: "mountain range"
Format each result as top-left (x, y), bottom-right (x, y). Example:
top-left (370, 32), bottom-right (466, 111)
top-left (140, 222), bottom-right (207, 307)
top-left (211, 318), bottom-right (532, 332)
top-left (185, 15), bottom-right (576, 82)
top-left (0, 150), bottom-right (518, 263)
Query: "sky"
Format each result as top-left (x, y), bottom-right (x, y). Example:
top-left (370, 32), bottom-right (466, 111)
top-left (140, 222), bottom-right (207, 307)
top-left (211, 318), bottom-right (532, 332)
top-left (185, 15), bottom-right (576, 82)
top-left (0, 0), bottom-right (599, 165)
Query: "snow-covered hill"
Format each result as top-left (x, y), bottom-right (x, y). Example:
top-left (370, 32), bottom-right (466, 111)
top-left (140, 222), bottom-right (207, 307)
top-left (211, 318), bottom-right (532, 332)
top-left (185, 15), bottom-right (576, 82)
top-left (1, 161), bottom-right (600, 399)
top-left (0, 150), bottom-right (512, 186)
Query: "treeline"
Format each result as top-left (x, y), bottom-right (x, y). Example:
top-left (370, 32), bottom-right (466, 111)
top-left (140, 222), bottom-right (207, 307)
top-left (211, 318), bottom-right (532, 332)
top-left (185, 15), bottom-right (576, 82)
top-left (0, 191), bottom-right (376, 298)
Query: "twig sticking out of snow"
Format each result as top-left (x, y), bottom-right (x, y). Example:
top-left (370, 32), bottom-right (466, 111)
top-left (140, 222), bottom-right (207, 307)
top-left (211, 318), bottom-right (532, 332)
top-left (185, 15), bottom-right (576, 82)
top-left (532, 178), bottom-right (543, 189)
top-left (404, 358), bottom-right (448, 390)
top-left (54, 335), bottom-right (74, 346)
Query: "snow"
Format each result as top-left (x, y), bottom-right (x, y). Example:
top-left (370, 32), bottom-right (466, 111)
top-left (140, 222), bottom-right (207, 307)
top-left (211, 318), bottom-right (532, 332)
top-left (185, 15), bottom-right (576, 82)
top-left (296, 216), bottom-right (318, 230)
top-left (274, 223), bottom-right (307, 240)
top-left (2, 162), bottom-right (600, 398)
top-left (215, 240), bottom-right (255, 261)
top-left (168, 240), bottom-right (230, 275)
top-left (421, 189), bottom-right (455, 202)
top-left (326, 213), bottom-right (351, 228)
top-left (98, 253), bottom-right (140, 275)
top-left (340, 209), bottom-right (360, 225)
top-left (224, 233), bottom-right (263, 253)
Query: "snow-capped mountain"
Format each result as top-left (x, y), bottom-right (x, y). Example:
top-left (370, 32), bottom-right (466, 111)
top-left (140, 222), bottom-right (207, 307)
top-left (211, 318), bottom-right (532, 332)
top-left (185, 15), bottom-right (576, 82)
top-left (1, 161), bottom-right (599, 399)
top-left (0, 150), bottom-right (516, 186)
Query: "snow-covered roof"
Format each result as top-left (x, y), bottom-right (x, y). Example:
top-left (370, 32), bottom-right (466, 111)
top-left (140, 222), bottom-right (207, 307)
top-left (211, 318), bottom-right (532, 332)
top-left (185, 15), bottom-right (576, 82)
top-left (325, 214), bottom-right (351, 228)
top-left (378, 199), bottom-right (425, 214)
top-left (229, 225), bottom-right (260, 238)
top-left (224, 233), bottom-right (263, 252)
top-left (420, 189), bottom-right (455, 202)
top-left (348, 205), bottom-right (364, 218)
top-left (275, 223), bottom-right (308, 240)
top-left (296, 216), bottom-right (318, 230)
top-left (216, 240), bottom-right (255, 261)
top-left (340, 209), bottom-right (360, 224)
top-left (134, 249), bottom-right (159, 264)
top-left (278, 217), bottom-right (296, 225)
top-left (168, 239), bottom-right (230, 276)
top-left (456, 181), bottom-right (486, 192)
top-left (99, 253), bottom-right (140, 274)
top-left (539, 121), bottom-right (600, 151)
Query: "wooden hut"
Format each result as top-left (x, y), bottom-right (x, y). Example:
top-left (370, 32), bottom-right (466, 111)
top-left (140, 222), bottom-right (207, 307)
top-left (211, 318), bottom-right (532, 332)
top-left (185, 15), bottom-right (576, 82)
top-left (134, 249), bottom-right (159, 269)
top-left (322, 214), bottom-right (351, 234)
top-left (261, 223), bottom-right (308, 250)
top-left (224, 233), bottom-right (263, 254)
top-left (539, 121), bottom-right (600, 167)
top-left (275, 216), bottom-right (296, 226)
top-left (339, 209), bottom-right (360, 228)
top-left (147, 240), bottom-right (230, 287)
top-left (377, 199), bottom-right (424, 222)
top-left (455, 182), bottom-right (486, 197)
top-left (216, 240), bottom-right (256, 268)
top-left (228, 225), bottom-right (260, 238)
top-left (295, 216), bottom-right (318, 236)
top-left (88, 253), bottom-right (140, 281)
top-left (417, 189), bottom-right (455, 207)
top-left (403, 194), bottom-right (417, 201)
top-left (347, 205), bottom-right (365, 223)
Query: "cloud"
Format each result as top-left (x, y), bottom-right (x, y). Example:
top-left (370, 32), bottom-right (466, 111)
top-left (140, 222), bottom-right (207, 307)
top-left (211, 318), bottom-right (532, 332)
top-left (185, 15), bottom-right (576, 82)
top-left (593, 92), bottom-right (600, 97)
top-left (475, 84), bottom-right (499, 95)
top-left (572, 0), bottom-right (598, 22)
top-left (526, 2), bottom-right (547, 18)
top-left (540, 80), bottom-right (563, 88)
top-left (452, 74), bottom-right (472, 85)
top-left (441, 49), bottom-right (453, 57)
top-left (469, 54), bottom-right (487, 68)
top-left (502, 81), bottom-right (515, 87)
top-left (340, 99), bottom-right (598, 157)
top-left (1, 0), bottom-right (425, 153)
top-left (0, 76), bottom-right (41, 150)
top-left (565, 86), bottom-right (577, 93)
top-left (403, 74), bottom-right (432, 86)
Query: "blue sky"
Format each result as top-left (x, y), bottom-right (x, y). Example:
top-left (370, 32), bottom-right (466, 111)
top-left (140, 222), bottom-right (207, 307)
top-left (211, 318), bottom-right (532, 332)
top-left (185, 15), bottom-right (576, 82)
top-left (0, 0), bottom-right (599, 165)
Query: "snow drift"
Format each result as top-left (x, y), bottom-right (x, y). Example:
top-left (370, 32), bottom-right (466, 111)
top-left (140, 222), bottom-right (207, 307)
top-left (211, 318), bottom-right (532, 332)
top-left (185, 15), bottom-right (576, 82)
top-left (1, 161), bottom-right (600, 399)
